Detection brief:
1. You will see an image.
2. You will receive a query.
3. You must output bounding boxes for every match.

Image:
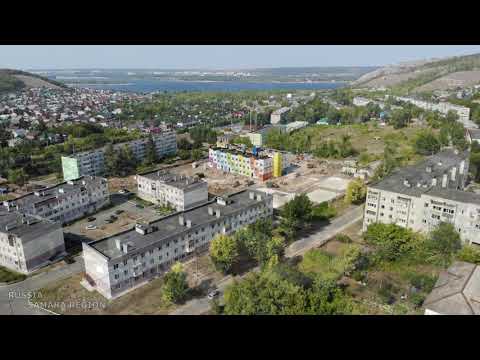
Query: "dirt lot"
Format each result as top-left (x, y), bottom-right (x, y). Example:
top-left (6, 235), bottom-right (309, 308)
top-left (35, 273), bottom-right (175, 315)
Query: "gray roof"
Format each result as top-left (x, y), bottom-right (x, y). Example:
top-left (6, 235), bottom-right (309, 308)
top-left (137, 171), bottom-right (207, 191)
top-left (424, 188), bottom-right (480, 205)
top-left (424, 261), bottom-right (480, 315)
top-left (468, 128), bottom-right (480, 139)
top-left (370, 149), bottom-right (469, 197)
top-left (89, 190), bottom-right (272, 260)
top-left (272, 107), bottom-right (290, 115)
top-left (0, 210), bottom-right (60, 243)
top-left (4, 176), bottom-right (107, 209)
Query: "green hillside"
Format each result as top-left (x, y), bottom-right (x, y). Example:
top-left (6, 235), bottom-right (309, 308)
top-left (0, 69), bottom-right (67, 93)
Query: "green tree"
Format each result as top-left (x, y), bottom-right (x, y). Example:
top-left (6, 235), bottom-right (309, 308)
top-left (425, 222), bottom-right (462, 266)
top-left (235, 219), bottom-right (276, 265)
top-left (280, 194), bottom-right (314, 240)
top-left (209, 234), bottom-right (239, 274)
top-left (191, 149), bottom-right (203, 161)
top-left (344, 179), bottom-right (367, 205)
top-left (223, 271), bottom-right (307, 315)
top-left (162, 262), bottom-right (189, 304)
top-left (305, 277), bottom-right (353, 315)
top-left (364, 223), bottom-right (417, 262)
top-left (7, 168), bottom-right (27, 186)
top-left (414, 131), bottom-right (441, 155)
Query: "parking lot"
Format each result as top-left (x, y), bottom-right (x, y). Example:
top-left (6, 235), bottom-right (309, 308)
top-left (64, 193), bottom-right (163, 242)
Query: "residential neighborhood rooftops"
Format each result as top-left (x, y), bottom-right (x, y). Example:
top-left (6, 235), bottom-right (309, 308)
top-left (424, 261), bottom-right (480, 315)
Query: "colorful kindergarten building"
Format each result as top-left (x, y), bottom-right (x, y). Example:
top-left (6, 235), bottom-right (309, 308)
top-left (208, 147), bottom-right (289, 181)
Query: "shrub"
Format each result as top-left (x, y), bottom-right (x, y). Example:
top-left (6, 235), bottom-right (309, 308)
top-left (335, 234), bottom-right (352, 243)
top-left (408, 273), bottom-right (437, 293)
top-left (410, 292), bottom-right (426, 308)
top-left (456, 245), bottom-right (480, 265)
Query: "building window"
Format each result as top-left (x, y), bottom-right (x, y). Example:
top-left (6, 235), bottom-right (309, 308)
top-left (113, 264), bottom-right (119, 270)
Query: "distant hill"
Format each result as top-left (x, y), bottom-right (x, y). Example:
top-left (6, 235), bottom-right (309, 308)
top-left (0, 69), bottom-right (67, 93)
top-left (351, 53), bottom-right (480, 93)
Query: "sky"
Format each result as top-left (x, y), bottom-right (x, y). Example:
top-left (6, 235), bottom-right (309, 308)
top-left (0, 45), bottom-right (479, 70)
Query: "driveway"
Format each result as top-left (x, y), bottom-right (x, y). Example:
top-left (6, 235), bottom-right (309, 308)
top-left (0, 257), bottom-right (84, 315)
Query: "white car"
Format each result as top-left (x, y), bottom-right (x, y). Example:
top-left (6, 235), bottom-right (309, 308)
top-left (86, 224), bottom-right (97, 230)
top-left (207, 289), bottom-right (219, 300)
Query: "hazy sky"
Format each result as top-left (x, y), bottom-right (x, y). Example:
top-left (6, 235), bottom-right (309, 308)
top-left (0, 45), bottom-right (479, 69)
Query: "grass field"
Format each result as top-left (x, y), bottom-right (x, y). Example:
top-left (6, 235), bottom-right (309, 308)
top-left (294, 122), bottom-right (430, 163)
top-left (0, 266), bottom-right (27, 284)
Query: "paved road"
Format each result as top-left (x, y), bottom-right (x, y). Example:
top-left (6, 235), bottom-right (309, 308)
top-left (0, 257), bottom-right (84, 315)
top-left (170, 205), bottom-right (365, 315)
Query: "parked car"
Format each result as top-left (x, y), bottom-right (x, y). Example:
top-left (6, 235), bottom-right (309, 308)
top-left (86, 224), bottom-right (97, 230)
top-left (118, 189), bottom-right (130, 195)
top-left (115, 209), bottom-right (124, 215)
top-left (87, 217), bottom-right (96, 222)
top-left (207, 289), bottom-right (220, 300)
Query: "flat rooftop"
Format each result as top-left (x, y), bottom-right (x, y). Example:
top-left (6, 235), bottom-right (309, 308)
top-left (424, 261), bottom-right (480, 315)
top-left (0, 210), bottom-right (60, 244)
top-left (137, 171), bottom-right (207, 191)
top-left (4, 176), bottom-right (107, 208)
top-left (210, 147), bottom-right (270, 160)
top-left (370, 149), bottom-right (469, 197)
top-left (425, 187), bottom-right (480, 205)
top-left (89, 189), bottom-right (272, 260)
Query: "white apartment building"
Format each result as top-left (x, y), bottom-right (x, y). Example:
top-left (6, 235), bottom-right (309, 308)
top-left (353, 97), bottom-right (372, 107)
top-left (136, 171), bottom-right (208, 211)
top-left (363, 149), bottom-right (480, 244)
top-left (3, 176), bottom-right (110, 225)
top-left (391, 96), bottom-right (477, 129)
top-left (61, 131), bottom-right (177, 181)
top-left (82, 190), bottom-right (273, 299)
top-left (0, 211), bottom-right (65, 274)
top-left (270, 107), bottom-right (290, 124)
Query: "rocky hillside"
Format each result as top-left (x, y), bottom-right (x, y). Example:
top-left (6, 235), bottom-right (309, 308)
top-left (352, 53), bottom-right (480, 93)
top-left (0, 69), bottom-right (67, 93)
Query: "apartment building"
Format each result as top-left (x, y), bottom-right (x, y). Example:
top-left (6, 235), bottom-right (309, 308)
top-left (3, 176), bottom-right (110, 225)
top-left (391, 96), bottom-right (477, 129)
top-left (353, 97), bottom-right (373, 107)
top-left (363, 149), bottom-right (480, 244)
top-left (208, 147), bottom-right (290, 181)
top-left (270, 107), bottom-right (290, 124)
top-left (61, 131), bottom-right (177, 181)
top-left (136, 171), bottom-right (208, 211)
top-left (82, 189), bottom-right (273, 299)
top-left (0, 210), bottom-right (65, 274)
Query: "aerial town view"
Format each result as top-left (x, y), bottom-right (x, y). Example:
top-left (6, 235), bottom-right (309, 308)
top-left (1, 45), bottom-right (480, 316)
